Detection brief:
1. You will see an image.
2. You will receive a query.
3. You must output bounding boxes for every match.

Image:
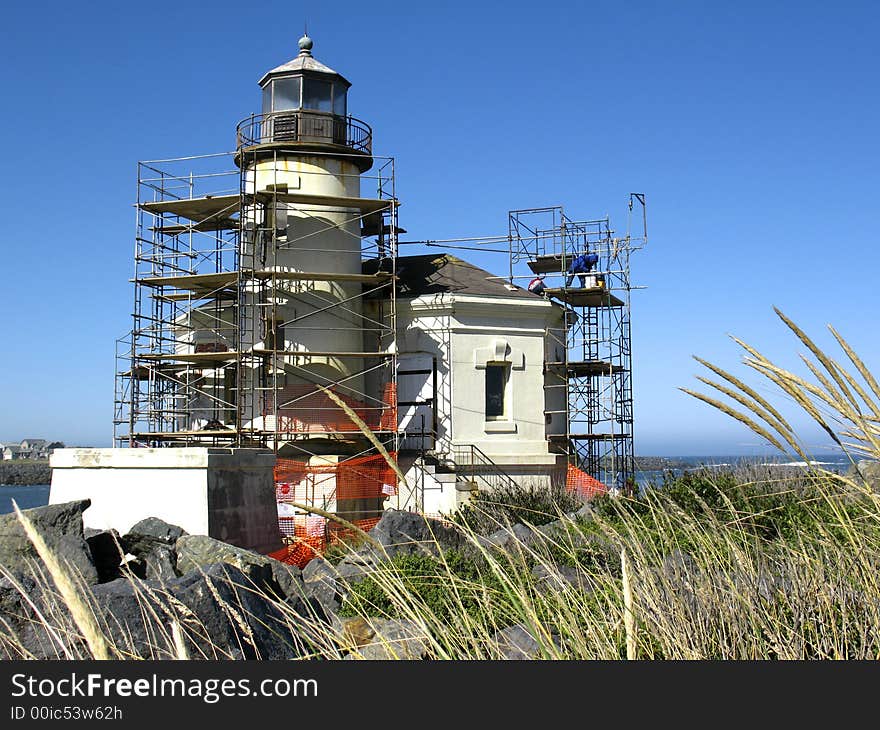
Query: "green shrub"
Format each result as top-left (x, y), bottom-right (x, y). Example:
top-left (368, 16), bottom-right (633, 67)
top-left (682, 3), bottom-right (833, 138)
top-left (340, 550), bottom-right (508, 624)
top-left (454, 481), bottom-right (584, 535)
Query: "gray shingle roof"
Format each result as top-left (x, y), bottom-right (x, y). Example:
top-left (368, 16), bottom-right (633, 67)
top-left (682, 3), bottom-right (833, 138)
top-left (366, 254), bottom-right (538, 300)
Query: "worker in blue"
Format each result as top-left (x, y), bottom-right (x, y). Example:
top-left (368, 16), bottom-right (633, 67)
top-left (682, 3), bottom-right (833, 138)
top-left (565, 252), bottom-right (599, 288)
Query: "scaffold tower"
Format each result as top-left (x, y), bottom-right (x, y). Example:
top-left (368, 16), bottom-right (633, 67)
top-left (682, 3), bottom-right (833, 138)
top-left (508, 197), bottom-right (646, 491)
top-left (113, 35), bottom-right (401, 558)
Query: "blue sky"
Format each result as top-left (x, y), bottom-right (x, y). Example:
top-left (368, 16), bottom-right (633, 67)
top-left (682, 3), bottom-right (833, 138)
top-left (0, 0), bottom-right (877, 455)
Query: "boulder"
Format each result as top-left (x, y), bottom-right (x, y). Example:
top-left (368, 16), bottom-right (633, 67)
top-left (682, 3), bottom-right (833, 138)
top-left (144, 546), bottom-right (178, 583)
top-left (269, 561), bottom-right (304, 602)
top-left (334, 551), bottom-right (382, 583)
top-left (490, 623), bottom-right (542, 660)
top-left (341, 617), bottom-right (429, 660)
top-left (0, 500), bottom-right (97, 585)
top-left (175, 534), bottom-right (274, 588)
top-left (90, 565), bottom-right (310, 660)
top-left (531, 562), bottom-right (593, 594)
top-left (85, 529), bottom-right (124, 583)
top-left (480, 522), bottom-right (538, 551)
top-left (121, 517), bottom-right (187, 558)
top-left (369, 509), bottom-right (466, 558)
top-left (852, 460), bottom-right (880, 492)
top-left (0, 573), bottom-right (64, 660)
top-left (301, 557), bottom-right (343, 615)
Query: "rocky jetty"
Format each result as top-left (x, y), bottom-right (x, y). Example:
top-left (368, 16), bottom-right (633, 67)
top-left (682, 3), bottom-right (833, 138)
top-left (0, 461), bottom-right (51, 485)
top-left (0, 499), bottom-right (608, 660)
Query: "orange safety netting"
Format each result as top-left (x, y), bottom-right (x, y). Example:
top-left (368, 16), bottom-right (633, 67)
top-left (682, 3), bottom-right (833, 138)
top-left (566, 464), bottom-right (609, 499)
top-left (271, 452), bottom-right (398, 567)
top-left (267, 382), bottom-right (397, 434)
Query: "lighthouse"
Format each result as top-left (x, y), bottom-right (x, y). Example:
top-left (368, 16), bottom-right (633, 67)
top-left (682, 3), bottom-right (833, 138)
top-left (235, 35), bottom-right (377, 442)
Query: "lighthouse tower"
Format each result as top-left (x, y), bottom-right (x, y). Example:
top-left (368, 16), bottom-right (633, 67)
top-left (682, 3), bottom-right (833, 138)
top-left (235, 35), bottom-right (389, 445)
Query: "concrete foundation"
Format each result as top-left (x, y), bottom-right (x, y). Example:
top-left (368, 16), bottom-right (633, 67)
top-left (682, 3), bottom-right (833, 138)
top-left (49, 448), bottom-right (282, 554)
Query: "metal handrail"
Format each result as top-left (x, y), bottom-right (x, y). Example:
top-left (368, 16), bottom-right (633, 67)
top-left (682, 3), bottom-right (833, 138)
top-left (452, 443), bottom-right (519, 491)
top-left (235, 111), bottom-right (372, 154)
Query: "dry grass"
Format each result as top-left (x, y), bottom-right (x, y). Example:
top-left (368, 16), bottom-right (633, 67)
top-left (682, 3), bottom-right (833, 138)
top-left (3, 311), bottom-right (880, 659)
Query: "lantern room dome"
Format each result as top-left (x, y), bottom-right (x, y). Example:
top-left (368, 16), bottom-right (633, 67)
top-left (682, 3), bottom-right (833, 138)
top-left (236, 34), bottom-right (373, 170)
top-left (258, 36), bottom-right (351, 88)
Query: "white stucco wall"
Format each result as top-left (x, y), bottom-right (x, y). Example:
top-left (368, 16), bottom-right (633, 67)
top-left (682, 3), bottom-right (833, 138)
top-left (396, 292), bottom-right (566, 488)
top-left (49, 448), bottom-right (282, 553)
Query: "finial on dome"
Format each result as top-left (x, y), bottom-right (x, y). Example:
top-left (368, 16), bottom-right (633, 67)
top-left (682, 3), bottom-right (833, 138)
top-left (298, 33), bottom-right (313, 56)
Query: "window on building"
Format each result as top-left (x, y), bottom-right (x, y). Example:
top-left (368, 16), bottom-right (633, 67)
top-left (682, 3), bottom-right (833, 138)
top-left (485, 363), bottom-right (510, 419)
top-left (223, 369), bottom-right (237, 425)
top-left (265, 318), bottom-right (285, 351)
top-left (302, 78), bottom-right (332, 112)
top-left (332, 86), bottom-right (347, 116)
top-left (272, 77), bottom-right (302, 111)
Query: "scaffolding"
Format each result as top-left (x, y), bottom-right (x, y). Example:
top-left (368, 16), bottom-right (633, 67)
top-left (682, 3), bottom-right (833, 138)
top-left (508, 197), bottom-right (646, 491)
top-left (113, 113), bottom-right (401, 556)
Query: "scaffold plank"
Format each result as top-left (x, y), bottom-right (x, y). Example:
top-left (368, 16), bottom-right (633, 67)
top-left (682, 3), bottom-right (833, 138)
top-left (139, 352), bottom-right (241, 364)
top-left (544, 287), bottom-right (624, 307)
top-left (255, 190), bottom-right (397, 214)
top-left (528, 255), bottom-right (569, 274)
top-left (137, 269), bottom-right (394, 291)
top-left (139, 350), bottom-right (392, 364)
top-left (152, 220), bottom-right (239, 235)
top-left (140, 195), bottom-right (240, 222)
top-left (549, 433), bottom-right (630, 441)
top-left (546, 360), bottom-right (625, 377)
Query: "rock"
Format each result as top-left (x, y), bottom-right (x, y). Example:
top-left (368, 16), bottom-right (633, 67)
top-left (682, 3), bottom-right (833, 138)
top-left (175, 534), bottom-right (274, 588)
top-left (536, 518), bottom-right (565, 538)
top-left (121, 517), bottom-right (186, 558)
top-left (90, 565), bottom-right (310, 659)
top-left (480, 522), bottom-right (538, 551)
top-left (301, 557), bottom-right (342, 614)
top-left (0, 500), bottom-right (97, 585)
top-left (660, 550), bottom-right (699, 582)
top-left (345, 618), bottom-right (429, 660)
top-left (335, 551), bottom-right (382, 583)
top-left (85, 530), bottom-right (124, 583)
top-left (490, 623), bottom-right (542, 660)
top-left (531, 562), bottom-right (593, 594)
top-left (852, 460), bottom-right (880, 492)
top-left (144, 546), bottom-right (178, 583)
top-left (129, 517), bottom-right (187, 543)
top-left (0, 573), bottom-right (63, 659)
top-left (269, 561), bottom-right (304, 602)
top-left (168, 564), bottom-right (307, 660)
top-left (566, 502), bottom-right (595, 521)
top-left (369, 509), bottom-right (466, 559)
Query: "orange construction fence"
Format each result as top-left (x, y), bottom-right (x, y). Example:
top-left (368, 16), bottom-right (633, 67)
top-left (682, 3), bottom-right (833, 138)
top-left (566, 464), bottom-right (609, 499)
top-left (270, 451), bottom-right (398, 568)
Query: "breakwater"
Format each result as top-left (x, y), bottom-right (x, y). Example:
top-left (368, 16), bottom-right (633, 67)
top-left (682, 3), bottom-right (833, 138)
top-left (0, 461), bottom-right (51, 485)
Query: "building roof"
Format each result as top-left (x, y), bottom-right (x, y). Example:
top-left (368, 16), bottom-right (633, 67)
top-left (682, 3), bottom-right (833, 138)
top-left (258, 36), bottom-right (351, 87)
top-left (3, 445), bottom-right (22, 453)
top-left (365, 254), bottom-right (538, 301)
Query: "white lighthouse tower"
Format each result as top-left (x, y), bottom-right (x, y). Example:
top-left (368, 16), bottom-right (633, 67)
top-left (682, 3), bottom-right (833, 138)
top-left (235, 35), bottom-right (391, 446)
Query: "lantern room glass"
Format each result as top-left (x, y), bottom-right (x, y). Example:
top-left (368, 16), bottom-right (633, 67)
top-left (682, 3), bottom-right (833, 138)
top-left (303, 78), bottom-right (332, 112)
top-left (272, 77), bottom-right (301, 111)
top-left (263, 76), bottom-right (348, 117)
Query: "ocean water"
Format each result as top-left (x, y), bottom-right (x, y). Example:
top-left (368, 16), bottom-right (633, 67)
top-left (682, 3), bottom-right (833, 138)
top-left (0, 485), bottom-right (51, 514)
top-left (633, 454), bottom-right (856, 490)
top-left (0, 455), bottom-right (860, 515)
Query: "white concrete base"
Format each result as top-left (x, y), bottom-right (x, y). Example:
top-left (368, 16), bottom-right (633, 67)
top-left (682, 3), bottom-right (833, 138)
top-left (49, 448), bottom-right (282, 554)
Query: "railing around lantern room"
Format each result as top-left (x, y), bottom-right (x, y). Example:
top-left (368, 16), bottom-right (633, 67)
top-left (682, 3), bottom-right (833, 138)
top-left (236, 110), bottom-right (372, 154)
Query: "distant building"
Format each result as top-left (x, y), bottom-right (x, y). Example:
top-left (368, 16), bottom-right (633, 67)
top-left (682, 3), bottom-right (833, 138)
top-left (0, 440), bottom-right (65, 460)
top-left (2, 445), bottom-right (23, 460)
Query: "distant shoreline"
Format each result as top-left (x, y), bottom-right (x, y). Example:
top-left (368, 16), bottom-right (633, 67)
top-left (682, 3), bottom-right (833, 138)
top-left (0, 461), bottom-right (50, 486)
